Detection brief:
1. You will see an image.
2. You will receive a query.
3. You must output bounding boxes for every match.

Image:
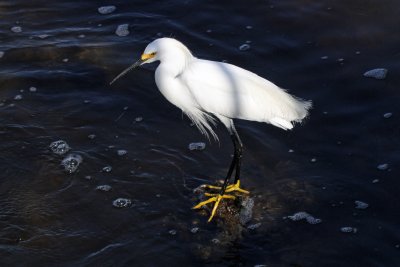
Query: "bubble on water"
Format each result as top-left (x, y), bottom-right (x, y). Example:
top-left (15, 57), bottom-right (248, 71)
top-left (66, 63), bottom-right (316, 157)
top-left (83, 100), bottom-right (91, 104)
top-left (78, 34), bottom-right (85, 38)
top-left (84, 175), bottom-right (92, 180)
top-left (240, 197), bottom-right (254, 225)
top-left (247, 222), bottom-right (261, 230)
top-left (117, 149), bottom-right (128, 156)
top-left (355, 51), bottom-right (361, 55)
top-left (29, 86), bottom-right (37, 92)
top-left (14, 94), bottom-right (23, 100)
top-left (372, 179), bottom-right (379, 183)
top-left (355, 200), bottom-right (369, 209)
top-left (190, 227), bottom-right (199, 234)
top-left (246, 25), bottom-right (253, 30)
top-left (383, 112), bottom-right (392, 118)
top-left (320, 56), bottom-right (328, 60)
top-left (49, 140), bottom-right (71, 155)
top-left (254, 265), bottom-right (267, 267)
top-left (135, 117), bottom-right (143, 122)
top-left (287, 211), bottom-right (322, 224)
top-left (11, 26), bottom-right (22, 33)
top-left (340, 226), bottom-right (357, 233)
top-left (0, 51), bottom-right (4, 58)
top-left (239, 43), bottom-right (251, 51)
top-left (168, 229), bottom-right (177, 235)
top-left (88, 134), bottom-right (96, 139)
top-left (112, 198), bottom-right (132, 208)
top-left (62, 58), bottom-right (69, 62)
top-left (102, 166), bottom-right (112, 172)
top-left (337, 58), bottom-right (344, 62)
top-left (98, 5), bottom-right (116, 14)
top-left (377, 163), bottom-right (388, 171)
top-left (61, 154), bottom-right (83, 173)
top-left (96, 185), bottom-right (112, 192)
top-left (288, 149), bottom-right (294, 153)
top-left (310, 157), bottom-right (317, 163)
top-left (363, 68), bottom-right (387, 80)
top-left (188, 142), bottom-right (206, 151)
top-left (115, 24), bottom-right (129, 37)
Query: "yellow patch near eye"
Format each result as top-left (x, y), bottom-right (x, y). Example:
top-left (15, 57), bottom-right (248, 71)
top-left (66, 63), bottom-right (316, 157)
top-left (141, 53), bottom-right (156, 61)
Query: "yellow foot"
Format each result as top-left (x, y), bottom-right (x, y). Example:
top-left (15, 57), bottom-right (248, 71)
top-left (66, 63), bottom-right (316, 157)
top-left (193, 194), bottom-right (235, 222)
top-left (201, 180), bottom-right (250, 194)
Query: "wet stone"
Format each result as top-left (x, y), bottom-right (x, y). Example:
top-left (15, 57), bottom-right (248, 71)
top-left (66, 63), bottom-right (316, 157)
top-left (98, 5), bottom-right (116, 14)
top-left (383, 112), bottom-right (392, 118)
top-left (377, 163), bottom-right (388, 171)
top-left (168, 229), bottom-right (177, 235)
top-left (247, 222), bottom-right (261, 230)
top-left (61, 154), bottom-right (83, 174)
top-left (49, 140), bottom-right (71, 155)
top-left (239, 197), bottom-right (254, 225)
top-left (11, 26), bottom-right (22, 33)
top-left (355, 200), bottom-right (369, 209)
top-left (190, 227), bottom-right (199, 234)
top-left (287, 211), bottom-right (322, 224)
top-left (117, 149), bottom-right (128, 156)
top-left (96, 185), bottom-right (112, 192)
top-left (239, 44), bottom-right (251, 51)
top-left (116, 24), bottom-right (129, 37)
top-left (112, 198), bottom-right (132, 208)
top-left (363, 68), bottom-right (388, 80)
top-left (188, 142), bottom-right (206, 151)
top-left (102, 166), bottom-right (112, 172)
top-left (340, 226), bottom-right (357, 233)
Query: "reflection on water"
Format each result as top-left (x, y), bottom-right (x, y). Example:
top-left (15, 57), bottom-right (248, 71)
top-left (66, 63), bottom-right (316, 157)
top-left (1, 0), bottom-right (400, 266)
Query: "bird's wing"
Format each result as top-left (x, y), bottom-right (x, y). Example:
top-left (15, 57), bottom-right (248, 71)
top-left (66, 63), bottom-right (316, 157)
top-left (180, 59), bottom-right (311, 130)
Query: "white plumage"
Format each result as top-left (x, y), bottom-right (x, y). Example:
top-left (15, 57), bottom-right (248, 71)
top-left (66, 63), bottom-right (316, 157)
top-left (144, 38), bottom-right (311, 139)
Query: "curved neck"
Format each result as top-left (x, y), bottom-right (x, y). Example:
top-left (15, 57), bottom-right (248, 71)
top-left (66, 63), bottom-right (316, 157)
top-left (158, 45), bottom-right (194, 77)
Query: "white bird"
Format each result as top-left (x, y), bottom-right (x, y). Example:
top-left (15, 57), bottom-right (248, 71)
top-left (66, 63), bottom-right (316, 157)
top-left (110, 38), bottom-right (311, 222)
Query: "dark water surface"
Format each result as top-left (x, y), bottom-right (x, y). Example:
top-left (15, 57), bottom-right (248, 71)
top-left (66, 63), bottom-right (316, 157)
top-left (1, 0), bottom-right (400, 266)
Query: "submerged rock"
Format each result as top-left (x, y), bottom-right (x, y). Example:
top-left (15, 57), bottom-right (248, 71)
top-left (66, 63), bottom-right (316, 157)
top-left (363, 68), bottom-right (387, 80)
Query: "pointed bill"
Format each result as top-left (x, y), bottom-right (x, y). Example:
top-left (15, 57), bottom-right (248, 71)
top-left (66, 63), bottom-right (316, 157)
top-left (109, 59), bottom-right (143, 85)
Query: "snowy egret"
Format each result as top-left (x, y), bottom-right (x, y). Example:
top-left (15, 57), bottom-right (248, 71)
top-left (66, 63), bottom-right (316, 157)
top-left (110, 38), bottom-right (311, 222)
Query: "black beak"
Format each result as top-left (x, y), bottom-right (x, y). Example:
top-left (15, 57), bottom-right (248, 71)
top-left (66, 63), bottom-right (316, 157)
top-left (109, 59), bottom-right (144, 85)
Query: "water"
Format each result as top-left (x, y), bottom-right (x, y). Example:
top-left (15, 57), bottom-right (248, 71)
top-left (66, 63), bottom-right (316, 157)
top-left (1, 0), bottom-right (400, 266)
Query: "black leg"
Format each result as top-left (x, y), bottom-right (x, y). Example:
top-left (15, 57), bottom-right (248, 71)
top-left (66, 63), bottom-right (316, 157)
top-left (219, 133), bottom-right (238, 194)
top-left (231, 122), bottom-right (243, 184)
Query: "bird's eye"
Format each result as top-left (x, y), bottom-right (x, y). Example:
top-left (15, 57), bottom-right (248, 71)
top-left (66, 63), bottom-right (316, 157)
top-left (151, 52), bottom-right (157, 56)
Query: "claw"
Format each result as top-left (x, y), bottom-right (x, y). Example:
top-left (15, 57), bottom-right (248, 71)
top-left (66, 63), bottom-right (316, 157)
top-left (193, 194), bottom-right (235, 222)
top-left (200, 180), bottom-right (250, 194)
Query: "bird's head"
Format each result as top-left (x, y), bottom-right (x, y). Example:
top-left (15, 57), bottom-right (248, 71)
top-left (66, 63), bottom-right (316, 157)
top-left (110, 38), bottom-right (192, 85)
